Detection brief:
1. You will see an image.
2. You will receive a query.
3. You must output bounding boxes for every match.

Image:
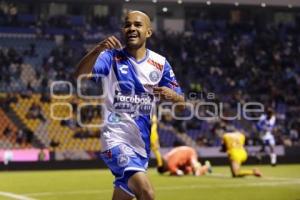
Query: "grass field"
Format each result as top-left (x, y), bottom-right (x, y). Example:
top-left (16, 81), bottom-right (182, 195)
top-left (0, 164), bottom-right (300, 200)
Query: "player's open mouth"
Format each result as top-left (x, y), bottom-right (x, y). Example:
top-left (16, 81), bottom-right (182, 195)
top-left (127, 34), bottom-right (138, 40)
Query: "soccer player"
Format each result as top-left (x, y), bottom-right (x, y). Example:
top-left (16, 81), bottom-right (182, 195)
top-left (157, 146), bottom-right (212, 176)
top-left (75, 11), bottom-right (184, 200)
top-left (150, 113), bottom-right (163, 168)
top-left (222, 131), bottom-right (262, 178)
top-left (256, 108), bottom-right (277, 166)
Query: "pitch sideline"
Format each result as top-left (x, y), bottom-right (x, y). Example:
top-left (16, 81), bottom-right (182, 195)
top-left (0, 191), bottom-right (37, 200)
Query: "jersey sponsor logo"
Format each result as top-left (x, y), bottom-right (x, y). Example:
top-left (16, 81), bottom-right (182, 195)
top-left (119, 65), bottom-right (128, 74)
top-left (147, 58), bottom-right (163, 71)
top-left (149, 71), bottom-right (160, 82)
top-left (113, 91), bottom-right (154, 116)
top-left (117, 154), bottom-right (129, 167)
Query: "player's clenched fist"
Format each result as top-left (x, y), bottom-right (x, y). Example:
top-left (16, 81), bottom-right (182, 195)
top-left (95, 36), bottom-right (123, 52)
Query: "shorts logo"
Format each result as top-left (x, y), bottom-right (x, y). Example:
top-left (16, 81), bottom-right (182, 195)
top-left (149, 71), bottom-right (160, 82)
top-left (102, 150), bottom-right (112, 159)
top-left (120, 144), bottom-right (136, 157)
top-left (117, 154), bottom-right (129, 167)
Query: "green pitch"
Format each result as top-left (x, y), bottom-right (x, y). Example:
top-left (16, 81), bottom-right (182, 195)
top-left (0, 164), bottom-right (300, 200)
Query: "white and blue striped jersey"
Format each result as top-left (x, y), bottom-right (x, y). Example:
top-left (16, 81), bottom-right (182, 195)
top-left (92, 48), bottom-right (182, 158)
top-left (256, 114), bottom-right (276, 135)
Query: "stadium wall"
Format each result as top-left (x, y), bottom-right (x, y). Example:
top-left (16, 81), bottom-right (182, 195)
top-left (1, 146), bottom-right (300, 171)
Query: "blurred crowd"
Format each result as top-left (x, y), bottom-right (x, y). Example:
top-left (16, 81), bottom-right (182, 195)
top-left (0, 1), bottom-right (18, 26)
top-left (150, 20), bottom-right (300, 147)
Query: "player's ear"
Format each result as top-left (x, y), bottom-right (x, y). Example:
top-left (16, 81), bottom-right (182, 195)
top-left (146, 28), bottom-right (152, 38)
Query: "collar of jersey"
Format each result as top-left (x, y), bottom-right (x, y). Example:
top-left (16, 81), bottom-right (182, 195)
top-left (123, 48), bottom-right (149, 64)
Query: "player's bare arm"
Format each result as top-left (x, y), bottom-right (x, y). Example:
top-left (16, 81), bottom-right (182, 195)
top-left (74, 36), bottom-right (122, 78)
top-left (153, 86), bottom-right (184, 103)
top-left (153, 86), bottom-right (185, 111)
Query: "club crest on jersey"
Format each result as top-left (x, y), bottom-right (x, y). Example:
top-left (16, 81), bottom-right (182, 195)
top-left (117, 154), bottom-right (129, 167)
top-left (119, 65), bottom-right (128, 74)
top-left (149, 71), bottom-right (160, 82)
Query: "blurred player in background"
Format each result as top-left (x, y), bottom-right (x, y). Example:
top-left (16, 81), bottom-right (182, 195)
top-left (256, 108), bottom-right (277, 166)
top-left (157, 146), bottom-right (212, 176)
top-left (75, 10), bottom-right (184, 200)
top-left (151, 113), bottom-right (163, 168)
top-left (222, 131), bottom-right (262, 178)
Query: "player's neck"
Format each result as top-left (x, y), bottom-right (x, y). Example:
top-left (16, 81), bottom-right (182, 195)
top-left (125, 46), bottom-right (147, 62)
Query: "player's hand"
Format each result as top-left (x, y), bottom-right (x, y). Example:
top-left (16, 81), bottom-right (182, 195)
top-left (153, 86), bottom-right (179, 101)
top-left (95, 36), bottom-right (122, 52)
top-left (153, 86), bottom-right (185, 112)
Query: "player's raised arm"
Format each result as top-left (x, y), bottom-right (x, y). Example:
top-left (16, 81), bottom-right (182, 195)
top-left (74, 36), bottom-right (122, 79)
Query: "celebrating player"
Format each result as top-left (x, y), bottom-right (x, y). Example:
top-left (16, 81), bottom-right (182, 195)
top-left (75, 10), bottom-right (184, 200)
top-left (157, 146), bottom-right (212, 176)
top-left (222, 131), bottom-right (262, 178)
top-left (256, 108), bottom-right (277, 166)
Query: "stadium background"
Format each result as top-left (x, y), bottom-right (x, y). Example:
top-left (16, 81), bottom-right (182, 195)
top-left (0, 0), bottom-right (300, 199)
